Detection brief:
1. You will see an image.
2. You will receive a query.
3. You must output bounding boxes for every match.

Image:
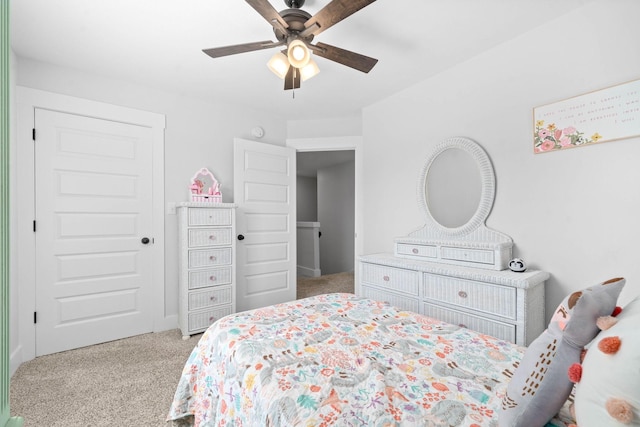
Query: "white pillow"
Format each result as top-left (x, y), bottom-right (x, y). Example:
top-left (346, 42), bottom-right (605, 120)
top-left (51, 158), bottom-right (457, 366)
top-left (574, 295), bottom-right (640, 426)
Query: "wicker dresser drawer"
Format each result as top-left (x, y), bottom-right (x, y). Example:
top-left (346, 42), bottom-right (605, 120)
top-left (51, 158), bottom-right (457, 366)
top-left (423, 273), bottom-right (517, 319)
top-left (423, 302), bottom-right (516, 343)
top-left (188, 208), bottom-right (232, 226)
top-left (188, 286), bottom-right (232, 311)
top-left (441, 246), bottom-right (494, 265)
top-left (361, 262), bottom-right (419, 295)
top-left (188, 305), bottom-right (233, 332)
top-left (358, 253), bottom-right (547, 346)
top-left (188, 228), bottom-right (232, 247)
top-left (188, 247), bottom-right (232, 268)
top-left (360, 285), bottom-right (420, 313)
top-left (396, 243), bottom-right (437, 259)
top-left (188, 266), bottom-right (232, 290)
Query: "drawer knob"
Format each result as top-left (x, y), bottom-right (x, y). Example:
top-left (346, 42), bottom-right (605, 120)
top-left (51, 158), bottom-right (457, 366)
top-left (383, 275), bottom-right (390, 282)
top-left (458, 323), bottom-right (468, 328)
top-left (210, 296), bottom-right (217, 301)
top-left (209, 235), bottom-right (216, 240)
top-left (458, 290), bottom-right (468, 298)
top-left (209, 316), bottom-right (215, 322)
top-left (209, 276), bottom-right (217, 281)
top-left (412, 248), bottom-right (419, 254)
top-left (209, 256), bottom-right (217, 261)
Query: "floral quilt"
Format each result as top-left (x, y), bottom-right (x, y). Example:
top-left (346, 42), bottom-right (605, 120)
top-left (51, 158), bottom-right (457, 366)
top-left (167, 293), bottom-right (553, 426)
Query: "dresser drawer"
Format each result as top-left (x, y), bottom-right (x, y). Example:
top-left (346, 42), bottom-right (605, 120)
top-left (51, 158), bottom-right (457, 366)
top-left (188, 208), bottom-right (232, 226)
top-left (188, 228), bottom-right (232, 247)
top-left (423, 273), bottom-right (516, 319)
top-left (361, 263), bottom-right (420, 295)
top-left (441, 246), bottom-right (494, 265)
top-left (188, 266), bottom-right (232, 290)
top-left (396, 243), bottom-right (437, 259)
top-left (360, 285), bottom-right (420, 313)
top-left (188, 305), bottom-right (233, 332)
top-left (188, 286), bottom-right (232, 310)
top-left (423, 302), bottom-right (516, 343)
top-left (188, 247), bottom-right (232, 268)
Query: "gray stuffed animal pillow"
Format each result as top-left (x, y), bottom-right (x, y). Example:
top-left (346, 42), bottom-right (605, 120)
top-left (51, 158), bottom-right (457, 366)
top-left (499, 277), bottom-right (625, 427)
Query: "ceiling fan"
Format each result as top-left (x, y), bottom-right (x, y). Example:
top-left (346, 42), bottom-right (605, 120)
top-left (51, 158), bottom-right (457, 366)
top-left (202, 0), bottom-right (379, 90)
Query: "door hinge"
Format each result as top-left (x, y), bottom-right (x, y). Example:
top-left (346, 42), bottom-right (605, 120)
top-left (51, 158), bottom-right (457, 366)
top-left (33, 220), bottom-right (36, 232)
top-left (32, 128), bottom-right (36, 141)
top-left (34, 312), bottom-right (37, 324)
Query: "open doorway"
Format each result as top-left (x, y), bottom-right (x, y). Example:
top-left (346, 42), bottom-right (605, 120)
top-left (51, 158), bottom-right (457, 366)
top-left (288, 137), bottom-right (361, 298)
top-left (297, 150), bottom-right (354, 276)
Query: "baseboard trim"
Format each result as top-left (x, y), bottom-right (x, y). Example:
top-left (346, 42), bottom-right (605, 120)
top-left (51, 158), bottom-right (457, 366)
top-left (9, 344), bottom-right (23, 378)
top-left (154, 314), bottom-right (178, 333)
top-left (297, 266), bottom-right (321, 277)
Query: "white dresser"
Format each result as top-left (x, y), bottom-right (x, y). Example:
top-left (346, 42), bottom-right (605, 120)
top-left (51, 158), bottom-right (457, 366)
top-left (177, 202), bottom-right (236, 339)
top-left (359, 253), bottom-right (548, 346)
top-left (357, 137), bottom-right (549, 347)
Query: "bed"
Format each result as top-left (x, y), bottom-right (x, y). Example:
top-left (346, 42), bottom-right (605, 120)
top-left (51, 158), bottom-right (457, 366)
top-left (167, 293), bottom-right (574, 426)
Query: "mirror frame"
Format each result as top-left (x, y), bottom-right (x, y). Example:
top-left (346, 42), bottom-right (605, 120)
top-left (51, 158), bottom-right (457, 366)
top-left (189, 167), bottom-right (222, 203)
top-left (417, 136), bottom-right (495, 237)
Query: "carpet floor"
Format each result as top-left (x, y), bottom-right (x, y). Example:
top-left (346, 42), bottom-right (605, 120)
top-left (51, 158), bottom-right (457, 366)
top-left (296, 271), bottom-right (354, 299)
top-left (10, 271), bottom-right (354, 426)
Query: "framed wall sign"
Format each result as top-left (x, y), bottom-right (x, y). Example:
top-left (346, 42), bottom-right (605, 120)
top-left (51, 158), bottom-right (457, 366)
top-left (533, 78), bottom-right (640, 153)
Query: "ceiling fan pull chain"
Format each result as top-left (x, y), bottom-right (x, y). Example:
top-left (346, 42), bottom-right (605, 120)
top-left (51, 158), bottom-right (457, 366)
top-left (292, 68), bottom-right (296, 99)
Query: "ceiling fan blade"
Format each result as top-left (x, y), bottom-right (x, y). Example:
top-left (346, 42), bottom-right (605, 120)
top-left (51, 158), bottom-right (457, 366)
top-left (311, 42), bottom-right (378, 73)
top-left (245, 0), bottom-right (290, 33)
top-left (284, 66), bottom-right (301, 90)
top-left (303, 0), bottom-right (376, 37)
top-left (203, 40), bottom-right (284, 58)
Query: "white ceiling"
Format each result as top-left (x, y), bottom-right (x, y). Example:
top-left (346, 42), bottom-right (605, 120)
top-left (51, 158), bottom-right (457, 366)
top-left (11, 0), bottom-right (593, 121)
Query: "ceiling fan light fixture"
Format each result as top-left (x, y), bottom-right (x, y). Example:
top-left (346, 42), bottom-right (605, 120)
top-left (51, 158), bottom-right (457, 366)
top-left (267, 51), bottom-right (290, 79)
top-left (300, 58), bottom-right (320, 81)
top-left (287, 39), bottom-right (311, 68)
top-left (203, 0), bottom-right (380, 91)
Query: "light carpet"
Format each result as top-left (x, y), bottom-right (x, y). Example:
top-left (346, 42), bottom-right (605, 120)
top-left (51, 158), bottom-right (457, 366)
top-left (10, 328), bottom-right (199, 426)
top-left (296, 271), bottom-right (354, 299)
top-left (10, 272), bottom-right (354, 426)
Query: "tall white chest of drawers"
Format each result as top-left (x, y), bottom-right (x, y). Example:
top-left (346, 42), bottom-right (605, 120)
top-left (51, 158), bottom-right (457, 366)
top-left (358, 254), bottom-right (548, 346)
top-left (177, 203), bottom-right (236, 339)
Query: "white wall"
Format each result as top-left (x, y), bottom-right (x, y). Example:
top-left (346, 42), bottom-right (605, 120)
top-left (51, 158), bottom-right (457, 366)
top-left (14, 58), bottom-right (288, 327)
top-left (318, 160), bottom-right (355, 274)
top-left (288, 116), bottom-right (361, 139)
top-left (296, 175), bottom-right (318, 222)
top-left (362, 0), bottom-right (640, 320)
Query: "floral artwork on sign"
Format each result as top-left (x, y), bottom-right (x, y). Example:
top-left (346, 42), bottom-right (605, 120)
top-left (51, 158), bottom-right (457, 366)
top-left (533, 122), bottom-right (602, 152)
top-left (533, 78), bottom-right (640, 153)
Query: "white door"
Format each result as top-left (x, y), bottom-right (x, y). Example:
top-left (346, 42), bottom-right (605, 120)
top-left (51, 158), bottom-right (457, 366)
top-left (34, 108), bottom-right (154, 356)
top-left (234, 138), bottom-right (296, 311)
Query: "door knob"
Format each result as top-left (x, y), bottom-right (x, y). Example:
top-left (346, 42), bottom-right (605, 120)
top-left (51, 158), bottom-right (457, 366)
top-left (237, 234), bottom-right (245, 241)
top-left (141, 237), bottom-right (150, 244)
